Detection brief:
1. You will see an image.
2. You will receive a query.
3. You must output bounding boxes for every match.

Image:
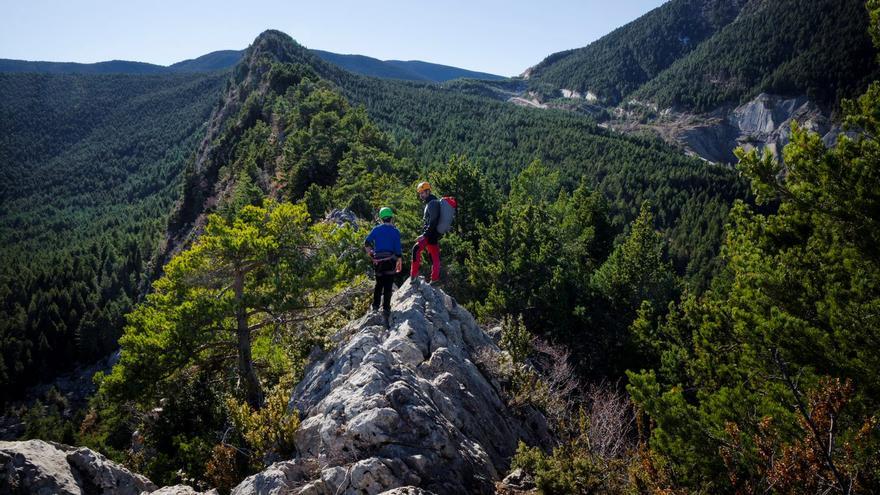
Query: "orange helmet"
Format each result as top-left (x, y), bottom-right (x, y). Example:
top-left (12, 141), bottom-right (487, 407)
top-left (416, 181), bottom-right (431, 193)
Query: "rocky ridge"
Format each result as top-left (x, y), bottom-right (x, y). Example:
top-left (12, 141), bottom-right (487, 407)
top-left (231, 277), bottom-right (550, 494)
top-left (2, 280), bottom-right (550, 494)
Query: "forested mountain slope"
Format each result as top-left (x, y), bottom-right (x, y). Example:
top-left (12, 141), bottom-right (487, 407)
top-left (166, 30), bottom-right (747, 288)
top-left (632, 0), bottom-right (880, 111)
top-left (1, 28), bottom-right (746, 410)
top-left (310, 50), bottom-right (425, 81)
top-left (0, 51), bottom-right (244, 75)
top-left (167, 50), bottom-right (244, 72)
top-left (0, 59), bottom-right (170, 75)
top-left (0, 71), bottom-right (227, 401)
top-left (528, 0), bottom-right (879, 112)
top-left (312, 50), bottom-right (505, 82)
top-left (526, 0), bottom-right (749, 104)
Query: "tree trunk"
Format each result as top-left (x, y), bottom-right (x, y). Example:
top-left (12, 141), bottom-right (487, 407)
top-left (234, 270), bottom-right (263, 409)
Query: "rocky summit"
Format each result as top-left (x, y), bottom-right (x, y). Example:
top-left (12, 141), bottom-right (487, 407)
top-left (1, 280), bottom-right (549, 495)
top-left (231, 278), bottom-right (550, 494)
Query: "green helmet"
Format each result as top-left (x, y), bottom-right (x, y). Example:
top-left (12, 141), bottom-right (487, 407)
top-left (378, 206), bottom-right (394, 220)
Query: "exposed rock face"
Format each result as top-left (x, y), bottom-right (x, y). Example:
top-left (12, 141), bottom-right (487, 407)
top-left (499, 467), bottom-right (536, 491)
top-left (560, 88), bottom-right (582, 99)
top-left (232, 279), bottom-right (550, 495)
top-left (0, 440), bottom-right (220, 494)
top-left (324, 209), bottom-right (360, 230)
top-left (679, 93), bottom-right (839, 163)
top-left (3, 281), bottom-right (548, 494)
top-left (0, 439), bottom-right (156, 495)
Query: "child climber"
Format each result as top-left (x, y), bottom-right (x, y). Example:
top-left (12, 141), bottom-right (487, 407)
top-left (364, 207), bottom-right (402, 322)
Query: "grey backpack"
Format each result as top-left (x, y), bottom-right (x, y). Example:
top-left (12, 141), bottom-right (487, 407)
top-left (436, 196), bottom-right (458, 234)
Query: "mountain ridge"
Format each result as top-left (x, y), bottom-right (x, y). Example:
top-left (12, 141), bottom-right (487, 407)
top-left (0, 280), bottom-right (551, 494)
top-left (312, 49), bottom-right (505, 82)
top-left (525, 0), bottom-right (750, 104)
top-left (0, 50), bottom-right (244, 75)
top-left (517, 0), bottom-right (879, 163)
top-left (0, 48), bottom-right (504, 83)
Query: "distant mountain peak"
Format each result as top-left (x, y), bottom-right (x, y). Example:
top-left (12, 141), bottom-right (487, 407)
top-left (1, 30), bottom-right (503, 84)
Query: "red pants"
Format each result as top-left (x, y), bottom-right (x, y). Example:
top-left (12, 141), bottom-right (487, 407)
top-left (411, 237), bottom-right (440, 281)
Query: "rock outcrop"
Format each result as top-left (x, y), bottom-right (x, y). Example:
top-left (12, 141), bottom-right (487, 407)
top-left (0, 439), bottom-right (158, 495)
top-left (232, 278), bottom-right (550, 495)
top-left (678, 93), bottom-right (840, 163)
top-left (0, 440), bottom-right (221, 494)
top-left (2, 281), bottom-right (549, 495)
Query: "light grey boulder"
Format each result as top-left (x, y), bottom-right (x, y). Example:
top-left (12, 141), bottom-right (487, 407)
top-left (0, 439), bottom-right (157, 495)
top-left (501, 467), bottom-right (535, 490)
top-left (324, 209), bottom-right (359, 231)
top-left (0, 440), bottom-right (83, 495)
top-left (378, 487), bottom-right (436, 495)
top-left (230, 459), bottom-right (318, 495)
top-left (151, 485), bottom-right (219, 495)
top-left (66, 446), bottom-right (155, 495)
top-left (233, 278), bottom-right (550, 495)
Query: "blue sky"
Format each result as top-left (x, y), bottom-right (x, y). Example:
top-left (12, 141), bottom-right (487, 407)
top-left (1, 0), bottom-right (667, 76)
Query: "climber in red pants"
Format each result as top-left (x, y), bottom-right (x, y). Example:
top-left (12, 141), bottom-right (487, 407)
top-left (411, 181), bottom-right (442, 282)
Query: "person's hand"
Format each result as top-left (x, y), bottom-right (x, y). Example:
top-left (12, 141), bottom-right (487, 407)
top-left (365, 247), bottom-right (374, 257)
top-left (395, 258), bottom-right (402, 273)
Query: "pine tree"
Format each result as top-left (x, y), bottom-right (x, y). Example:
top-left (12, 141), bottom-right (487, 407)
top-left (627, 79), bottom-right (880, 494)
top-left (103, 201), bottom-right (318, 409)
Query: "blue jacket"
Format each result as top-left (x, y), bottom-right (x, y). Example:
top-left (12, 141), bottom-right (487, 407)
top-left (365, 223), bottom-right (402, 257)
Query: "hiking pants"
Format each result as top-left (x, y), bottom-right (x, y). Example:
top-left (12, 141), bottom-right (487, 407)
top-left (411, 236), bottom-right (440, 281)
top-left (373, 274), bottom-right (395, 313)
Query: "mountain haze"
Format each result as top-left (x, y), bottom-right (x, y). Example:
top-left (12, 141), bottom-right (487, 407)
top-left (0, 49), bottom-right (503, 83)
top-left (312, 50), bottom-right (505, 82)
top-left (0, 59), bottom-right (170, 75)
top-left (166, 49), bottom-right (244, 72)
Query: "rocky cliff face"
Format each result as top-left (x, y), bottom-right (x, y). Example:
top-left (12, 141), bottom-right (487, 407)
top-left (678, 93), bottom-right (839, 163)
top-left (231, 278), bottom-right (550, 494)
top-left (510, 87), bottom-right (841, 164)
top-left (3, 280), bottom-right (550, 494)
